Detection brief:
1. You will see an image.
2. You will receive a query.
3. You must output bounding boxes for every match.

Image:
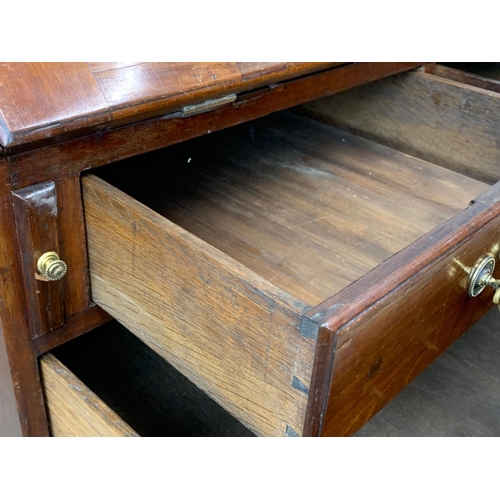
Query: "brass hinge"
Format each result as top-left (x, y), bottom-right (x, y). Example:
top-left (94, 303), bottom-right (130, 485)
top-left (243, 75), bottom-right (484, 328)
top-left (181, 93), bottom-right (237, 117)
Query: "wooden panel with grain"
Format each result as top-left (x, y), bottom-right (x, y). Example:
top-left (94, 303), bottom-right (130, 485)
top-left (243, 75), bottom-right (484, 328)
top-left (435, 63), bottom-right (500, 81)
top-left (0, 63), bottom-right (111, 149)
top-left (82, 175), bottom-right (315, 437)
top-left (302, 183), bottom-right (500, 436)
top-left (299, 70), bottom-right (500, 184)
top-left (40, 353), bottom-right (138, 437)
top-left (0, 62), bottom-right (343, 152)
top-left (52, 321), bottom-right (254, 437)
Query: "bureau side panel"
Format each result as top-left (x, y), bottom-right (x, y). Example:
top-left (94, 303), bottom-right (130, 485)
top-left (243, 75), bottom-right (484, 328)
top-left (82, 175), bottom-right (315, 437)
top-left (307, 184), bottom-right (500, 436)
top-left (0, 159), bottom-right (48, 436)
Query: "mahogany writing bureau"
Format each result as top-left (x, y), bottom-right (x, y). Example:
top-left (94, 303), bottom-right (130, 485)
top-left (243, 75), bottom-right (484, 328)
top-left (1, 62), bottom-right (499, 437)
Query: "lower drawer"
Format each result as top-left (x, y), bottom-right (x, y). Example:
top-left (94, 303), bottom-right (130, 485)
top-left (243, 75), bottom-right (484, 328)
top-left (40, 353), bottom-right (138, 437)
top-left (40, 321), bottom-right (254, 437)
top-left (81, 78), bottom-right (500, 436)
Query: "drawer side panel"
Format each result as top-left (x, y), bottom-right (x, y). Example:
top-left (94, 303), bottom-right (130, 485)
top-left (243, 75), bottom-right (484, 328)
top-left (82, 175), bottom-right (315, 437)
top-left (40, 353), bottom-right (138, 437)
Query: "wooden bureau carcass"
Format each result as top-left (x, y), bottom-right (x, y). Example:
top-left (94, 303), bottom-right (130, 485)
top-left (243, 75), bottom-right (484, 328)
top-left (1, 62), bottom-right (500, 437)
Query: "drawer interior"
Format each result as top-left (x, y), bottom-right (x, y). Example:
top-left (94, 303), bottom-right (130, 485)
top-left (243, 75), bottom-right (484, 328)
top-left (45, 320), bottom-right (254, 437)
top-left (93, 110), bottom-right (487, 306)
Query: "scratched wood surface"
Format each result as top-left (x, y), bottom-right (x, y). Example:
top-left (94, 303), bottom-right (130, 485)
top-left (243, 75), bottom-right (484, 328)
top-left (299, 70), bottom-right (500, 185)
top-left (0, 62), bottom-right (342, 150)
top-left (40, 353), bottom-right (139, 437)
top-left (0, 62), bottom-right (420, 437)
top-left (95, 111), bottom-right (487, 306)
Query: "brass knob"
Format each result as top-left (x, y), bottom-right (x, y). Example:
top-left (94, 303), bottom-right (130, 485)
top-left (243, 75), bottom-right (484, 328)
top-left (467, 254), bottom-right (500, 311)
top-left (36, 251), bottom-right (67, 281)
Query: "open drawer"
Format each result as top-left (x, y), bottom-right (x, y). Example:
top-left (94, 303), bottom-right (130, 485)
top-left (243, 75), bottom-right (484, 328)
top-left (81, 69), bottom-right (500, 437)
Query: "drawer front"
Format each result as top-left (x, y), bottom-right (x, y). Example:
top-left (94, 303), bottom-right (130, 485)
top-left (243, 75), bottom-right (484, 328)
top-left (304, 185), bottom-right (500, 436)
top-left (40, 353), bottom-right (138, 437)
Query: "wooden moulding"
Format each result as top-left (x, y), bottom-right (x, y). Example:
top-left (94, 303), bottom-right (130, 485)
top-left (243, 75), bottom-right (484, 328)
top-left (40, 353), bottom-right (138, 437)
top-left (55, 175), bottom-right (91, 316)
top-left (82, 175), bottom-right (316, 437)
top-left (299, 70), bottom-right (500, 185)
top-left (304, 183), bottom-right (500, 436)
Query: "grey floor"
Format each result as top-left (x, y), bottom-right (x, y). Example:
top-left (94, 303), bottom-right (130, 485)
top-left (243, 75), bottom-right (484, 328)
top-left (356, 307), bottom-right (500, 437)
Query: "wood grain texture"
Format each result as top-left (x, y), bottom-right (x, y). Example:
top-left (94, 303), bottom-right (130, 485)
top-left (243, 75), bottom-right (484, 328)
top-left (0, 63), bottom-right (111, 149)
top-left (0, 159), bottom-right (48, 436)
top-left (0, 62), bottom-right (343, 151)
top-left (304, 183), bottom-right (500, 436)
top-left (96, 111), bottom-right (486, 306)
top-left (299, 71), bottom-right (500, 184)
top-left (88, 112), bottom-right (488, 437)
top-left (82, 175), bottom-right (315, 437)
top-left (40, 353), bottom-right (138, 437)
top-left (8, 63), bottom-right (422, 189)
top-left (12, 181), bottom-right (65, 337)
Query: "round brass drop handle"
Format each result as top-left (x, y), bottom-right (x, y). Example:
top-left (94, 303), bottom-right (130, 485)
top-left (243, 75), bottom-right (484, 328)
top-left (36, 251), bottom-right (67, 281)
top-left (467, 254), bottom-right (500, 311)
